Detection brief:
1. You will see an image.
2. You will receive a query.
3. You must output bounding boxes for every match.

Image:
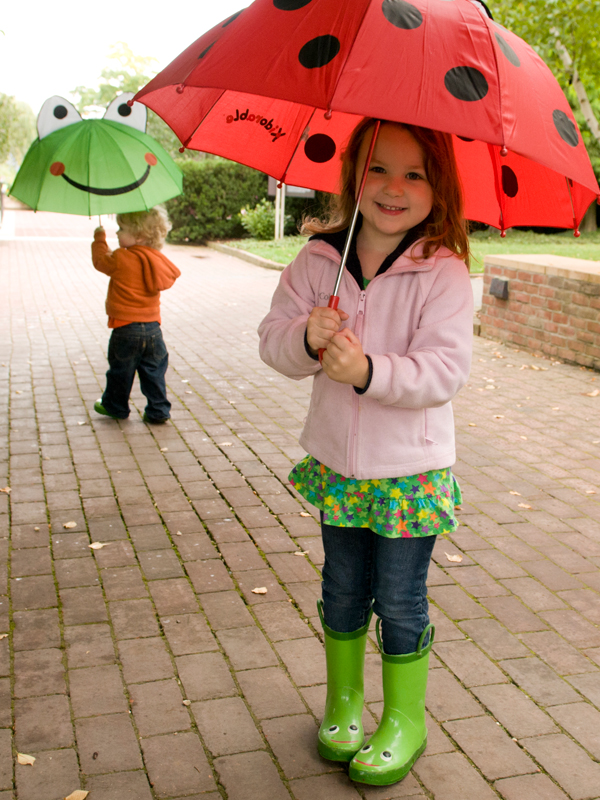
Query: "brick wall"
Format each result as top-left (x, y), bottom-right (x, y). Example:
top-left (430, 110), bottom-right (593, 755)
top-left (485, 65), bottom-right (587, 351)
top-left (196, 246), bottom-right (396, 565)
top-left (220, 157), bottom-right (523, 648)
top-left (480, 255), bottom-right (600, 370)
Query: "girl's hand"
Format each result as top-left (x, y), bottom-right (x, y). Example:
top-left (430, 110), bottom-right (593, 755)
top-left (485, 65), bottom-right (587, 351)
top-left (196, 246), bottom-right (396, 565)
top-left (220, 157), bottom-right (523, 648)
top-left (322, 328), bottom-right (370, 388)
top-left (306, 305), bottom-right (349, 353)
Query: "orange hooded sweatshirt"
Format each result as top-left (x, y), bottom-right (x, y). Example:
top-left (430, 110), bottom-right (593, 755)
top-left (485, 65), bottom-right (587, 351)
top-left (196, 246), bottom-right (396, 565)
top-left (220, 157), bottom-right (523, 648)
top-left (92, 230), bottom-right (181, 326)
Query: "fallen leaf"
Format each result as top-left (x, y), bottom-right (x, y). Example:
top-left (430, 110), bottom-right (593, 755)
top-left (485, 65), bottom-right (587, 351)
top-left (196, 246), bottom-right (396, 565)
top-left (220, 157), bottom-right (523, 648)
top-left (468, 423), bottom-right (477, 427)
top-left (89, 542), bottom-right (108, 550)
top-left (252, 587), bottom-right (268, 595)
top-left (493, 415), bottom-right (504, 419)
top-left (519, 365), bottom-right (529, 370)
top-left (175, 531), bottom-right (183, 536)
top-left (584, 389), bottom-right (600, 397)
top-left (530, 364), bottom-right (540, 371)
top-left (299, 511), bottom-right (311, 517)
top-left (77, 421), bottom-right (86, 426)
top-left (218, 442), bottom-right (232, 447)
top-left (294, 551), bottom-right (309, 556)
top-left (34, 527), bottom-right (40, 531)
top-left (185, 390), bottom-right (193, 394)
top-left (64, 791), bottom-right (89, 800)
top-left (0, 487), bottom-right (10, 494)
top-left (509, 491), bottom-right (522, 496)
top-left (63, 521), bottom-right (77, 529)
top-left (182, 379), bottom-right (189, 383)
top-left (520, 436), bottom-right (528, 440)
top-left (17, 753), bottom-right (35, 766)
top-left (454, 505), bottom-right (462, 511)
top-left (552, 407), bottom-right (560, 410)
top-left (0, 634), bottom-right (7, 640)
top-left (160, 447), bottom-right (168, 452)
top-left (518, 503), bottom-right (532, 509)
top-left (182, 699), bottom-right (191, 706)
top-left (445, 552), bottom-right (463, 563)
top-left (15, 390), bottom-right (22, 394)
top-left (585, 490), bottom-right (596, 495)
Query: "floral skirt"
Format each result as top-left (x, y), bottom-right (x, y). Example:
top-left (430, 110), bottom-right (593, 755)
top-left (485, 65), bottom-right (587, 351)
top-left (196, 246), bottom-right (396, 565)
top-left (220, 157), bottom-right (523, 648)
top-left (289, 456), bottom-right (461, 538)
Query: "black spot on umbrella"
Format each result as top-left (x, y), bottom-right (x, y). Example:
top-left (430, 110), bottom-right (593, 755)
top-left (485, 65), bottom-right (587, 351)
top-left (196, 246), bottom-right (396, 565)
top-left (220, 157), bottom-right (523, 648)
top-left (223, 9), bottom-right (244, 26)
top-left (198, 42), bottom-right (215, 59)
top-left (553, 109), bottom-right (578, 147)
top-left (304, 133), bottom-right (336, 163)
top-left (444, 67), bottom-right (488, 102)
top-left (299, 35), bottom-right (341, 69)
top-left (382, 0), bottom-right (423, 30)
top-left (501, 165), bottom-right (518, 197)
top-left (495, 33), bottom-right (520, 67)
top-left (53, 105), bottom-right (68, 119)
top-left (457, 136), bottom-right (474, 142)
top-left (118, 104), bottom-right (132, 117)
top-left (274, 0), bottom-right (313, 8)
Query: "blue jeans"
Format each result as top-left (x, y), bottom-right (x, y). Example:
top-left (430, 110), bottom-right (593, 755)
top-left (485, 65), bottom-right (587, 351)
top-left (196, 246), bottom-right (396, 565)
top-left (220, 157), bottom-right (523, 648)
top-left (321, 521), bottom-right (436, 655)
top-left (102, 322), bottom-right (171, 421)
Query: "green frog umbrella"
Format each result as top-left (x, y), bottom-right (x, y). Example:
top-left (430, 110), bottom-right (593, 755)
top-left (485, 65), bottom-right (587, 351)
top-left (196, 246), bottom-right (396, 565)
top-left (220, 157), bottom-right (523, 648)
top-left (10, 92), bottom-right (183, 216)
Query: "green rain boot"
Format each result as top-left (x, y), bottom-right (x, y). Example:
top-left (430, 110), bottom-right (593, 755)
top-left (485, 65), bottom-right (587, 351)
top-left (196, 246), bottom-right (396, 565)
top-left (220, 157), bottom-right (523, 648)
top-left (349, 620), bottom-right (435, 785)
top-left (317, 599), bottom-right (373, 762)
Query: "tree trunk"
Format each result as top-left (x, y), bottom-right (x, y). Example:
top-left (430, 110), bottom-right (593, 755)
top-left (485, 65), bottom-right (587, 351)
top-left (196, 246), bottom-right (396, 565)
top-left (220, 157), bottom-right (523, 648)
top-left (552, 33), bottom-right (600, 144)
top-left (580, 202), bottom-right (598, 232)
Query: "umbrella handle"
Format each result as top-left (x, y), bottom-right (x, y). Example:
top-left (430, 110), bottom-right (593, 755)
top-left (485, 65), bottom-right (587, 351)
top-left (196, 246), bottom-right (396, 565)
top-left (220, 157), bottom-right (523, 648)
top-left (318, 295), bottom-right (340, 362)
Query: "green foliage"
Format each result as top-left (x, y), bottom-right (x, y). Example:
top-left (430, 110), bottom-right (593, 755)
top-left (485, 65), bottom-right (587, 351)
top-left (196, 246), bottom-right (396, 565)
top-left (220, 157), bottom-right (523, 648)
top-left (70, 42), bottom-right (203, 163)
top-left (165, 159), bottom-right (268, 243)
top-left (493, 0), bottom-right (600, 176)
top-left (0, 94), bottom-right (36, 180)
top-left (239, 198), bottom-right (296, 240)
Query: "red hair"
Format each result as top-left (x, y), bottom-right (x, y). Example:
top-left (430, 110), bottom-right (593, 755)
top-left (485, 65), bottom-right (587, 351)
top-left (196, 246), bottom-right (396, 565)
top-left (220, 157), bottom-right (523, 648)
top-left (302, 118), bottom-right (470, 266)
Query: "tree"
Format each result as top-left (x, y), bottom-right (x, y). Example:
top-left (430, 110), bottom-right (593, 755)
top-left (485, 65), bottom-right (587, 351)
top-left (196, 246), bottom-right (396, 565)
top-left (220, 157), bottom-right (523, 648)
top-left (0, 94), bottom-right (36, 180)
top-left (493, 0), bottom-right (600, 227)
top-left (70, 42), bottom-right (203, 161)
top-left (494, 1), bottom-right (600, 166)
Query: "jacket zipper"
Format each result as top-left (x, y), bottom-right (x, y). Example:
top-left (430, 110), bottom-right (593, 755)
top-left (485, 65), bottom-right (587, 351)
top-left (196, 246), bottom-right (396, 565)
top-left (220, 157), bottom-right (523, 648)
top-left (349, 291), bottom-right (366, 478)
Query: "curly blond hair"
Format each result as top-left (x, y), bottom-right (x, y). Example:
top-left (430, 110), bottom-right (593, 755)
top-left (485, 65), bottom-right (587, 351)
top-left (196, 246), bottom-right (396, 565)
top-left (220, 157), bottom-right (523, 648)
top-left (116, 206), bottom-right (172, 250)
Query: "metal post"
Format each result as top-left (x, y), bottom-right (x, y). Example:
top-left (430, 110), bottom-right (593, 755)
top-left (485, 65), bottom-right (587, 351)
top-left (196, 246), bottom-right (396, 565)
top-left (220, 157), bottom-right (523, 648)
top-left (274, 183), bottom-right (281, 239)
top-left (280, 183), bottom-right (286, 240)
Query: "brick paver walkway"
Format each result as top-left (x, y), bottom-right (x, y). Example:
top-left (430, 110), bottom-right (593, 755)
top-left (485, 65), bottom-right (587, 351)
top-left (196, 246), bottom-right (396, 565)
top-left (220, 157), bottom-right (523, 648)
top-left (1, 208), bottom-right (600, 800)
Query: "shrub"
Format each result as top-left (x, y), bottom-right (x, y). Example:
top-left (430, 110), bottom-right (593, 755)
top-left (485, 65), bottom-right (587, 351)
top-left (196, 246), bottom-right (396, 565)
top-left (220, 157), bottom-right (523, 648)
top-left (166, 159), bottom-right (267, 244)
top-left (239, 198), bottom-right (295, 240)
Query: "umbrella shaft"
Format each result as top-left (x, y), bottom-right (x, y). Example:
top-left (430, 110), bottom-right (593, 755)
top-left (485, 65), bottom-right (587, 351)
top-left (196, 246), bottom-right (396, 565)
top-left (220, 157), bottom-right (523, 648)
top-left (331, 120), bottom-right (381, 299)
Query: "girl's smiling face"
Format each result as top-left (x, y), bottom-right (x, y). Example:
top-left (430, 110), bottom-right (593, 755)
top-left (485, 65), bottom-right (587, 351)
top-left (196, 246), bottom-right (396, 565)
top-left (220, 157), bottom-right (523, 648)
top-left (356, 124), bottom-right (434, 249)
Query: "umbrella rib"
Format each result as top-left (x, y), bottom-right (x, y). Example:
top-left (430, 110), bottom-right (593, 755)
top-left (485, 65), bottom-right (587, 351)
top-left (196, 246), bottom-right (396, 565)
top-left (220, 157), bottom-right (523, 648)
top-left (327, 0), bottom-right (374, 113)
top-left (181, 90), bottom-right (226, 150)
top-left (482, 14), bottom-right (507, 151)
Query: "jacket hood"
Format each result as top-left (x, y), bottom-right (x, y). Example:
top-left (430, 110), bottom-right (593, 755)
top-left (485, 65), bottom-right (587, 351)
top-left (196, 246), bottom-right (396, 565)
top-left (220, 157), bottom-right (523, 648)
top-left (129, 245), bottom-right (181, 293)
top-left (307, 237), bottom-right (456, 275)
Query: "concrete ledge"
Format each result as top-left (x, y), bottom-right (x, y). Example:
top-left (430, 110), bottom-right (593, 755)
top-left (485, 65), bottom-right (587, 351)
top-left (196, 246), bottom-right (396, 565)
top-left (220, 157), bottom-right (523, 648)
top-left (485, 253), bottom-right (600, 284)
top-left (208, 241), bottom-right (284, 271)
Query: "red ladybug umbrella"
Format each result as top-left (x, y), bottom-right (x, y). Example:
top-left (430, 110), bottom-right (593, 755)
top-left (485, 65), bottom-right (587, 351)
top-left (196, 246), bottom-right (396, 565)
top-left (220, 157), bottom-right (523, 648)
top-left (134, 0), bottom-right (599, 232)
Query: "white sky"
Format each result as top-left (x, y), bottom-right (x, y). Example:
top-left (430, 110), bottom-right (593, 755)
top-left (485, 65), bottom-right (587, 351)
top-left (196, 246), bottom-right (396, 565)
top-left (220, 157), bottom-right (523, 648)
top-left (0, 0), bottom-right (250, 114)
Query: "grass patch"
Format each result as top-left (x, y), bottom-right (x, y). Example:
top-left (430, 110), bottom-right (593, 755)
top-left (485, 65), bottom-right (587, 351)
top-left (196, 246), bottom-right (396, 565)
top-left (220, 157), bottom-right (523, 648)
top-left (224, 228), bottom-right (600, 274)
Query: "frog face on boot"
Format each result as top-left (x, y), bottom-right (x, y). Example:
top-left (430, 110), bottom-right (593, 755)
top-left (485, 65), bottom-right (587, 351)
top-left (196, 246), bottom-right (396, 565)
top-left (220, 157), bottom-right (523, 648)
top-left (322, 722), bottom-right (362, 746)
top-left (353, 742), bottom-right (394, 768)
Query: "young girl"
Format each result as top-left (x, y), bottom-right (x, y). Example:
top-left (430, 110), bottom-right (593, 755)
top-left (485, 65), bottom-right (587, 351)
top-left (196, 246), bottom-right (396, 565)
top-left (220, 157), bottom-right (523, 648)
top-left (258, 119), bottom-right (473, 787)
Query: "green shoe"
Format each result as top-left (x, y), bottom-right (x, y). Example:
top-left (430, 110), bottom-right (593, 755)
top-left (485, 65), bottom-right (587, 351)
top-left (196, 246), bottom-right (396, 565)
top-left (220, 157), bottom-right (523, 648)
top-left (349, 620), bottom-right (434, 786)
top-left (94, 400), bottom-right (120, 419)
top-left (142, 413), bottom-right (169, 424)
top-left (317, 599), bottom-right (372, 762)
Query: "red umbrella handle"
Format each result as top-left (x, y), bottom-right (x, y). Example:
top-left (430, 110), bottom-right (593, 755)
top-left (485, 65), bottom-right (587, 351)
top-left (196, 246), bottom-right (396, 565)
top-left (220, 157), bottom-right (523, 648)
top-left (318, 295), bottom-right (340, 362)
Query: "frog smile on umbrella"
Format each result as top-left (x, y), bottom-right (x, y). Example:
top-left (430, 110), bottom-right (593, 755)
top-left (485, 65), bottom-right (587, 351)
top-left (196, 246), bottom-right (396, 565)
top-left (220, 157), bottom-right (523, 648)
top-left (10, 92), bottom-right (182, 216)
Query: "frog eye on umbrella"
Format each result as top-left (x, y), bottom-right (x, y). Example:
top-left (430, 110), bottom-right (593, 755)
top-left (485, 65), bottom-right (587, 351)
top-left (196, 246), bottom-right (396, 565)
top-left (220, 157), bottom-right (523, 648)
top-left (103, 92), bottom-right (147, 133)
top-left (348, 724), bottom-right (359, 732)
top-left (327, 725), bottom-right (339, 734)
top-left (381, 751), bottom-right (393, 762)
top-left (37, 96), bottom-right (82, 139)
top-left (360, 744), bottom-right (372, 753)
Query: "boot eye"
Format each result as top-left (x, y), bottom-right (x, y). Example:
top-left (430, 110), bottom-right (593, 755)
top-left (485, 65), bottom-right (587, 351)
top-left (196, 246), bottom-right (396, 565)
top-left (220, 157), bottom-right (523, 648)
top-left (361, 744), bottom-right (372, 753)
top-left (328, 725), bottom-right (339, 733)
top-left (381, 751), bottom-right (392, 762)
top-left (349, 724), bottom-right (359, 732)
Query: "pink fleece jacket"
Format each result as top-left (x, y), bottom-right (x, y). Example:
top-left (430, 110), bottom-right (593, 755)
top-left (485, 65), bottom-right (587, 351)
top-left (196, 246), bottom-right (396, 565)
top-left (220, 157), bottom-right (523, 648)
top-left (258, 238), bottom-right (473, 480)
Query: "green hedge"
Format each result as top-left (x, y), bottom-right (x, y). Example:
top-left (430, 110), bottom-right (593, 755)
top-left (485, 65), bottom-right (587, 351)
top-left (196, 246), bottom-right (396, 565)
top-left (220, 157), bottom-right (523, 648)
top-left (165, 159), bottom-right (332, 243)
top-left (166, 160), bottom-right (268, 244)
